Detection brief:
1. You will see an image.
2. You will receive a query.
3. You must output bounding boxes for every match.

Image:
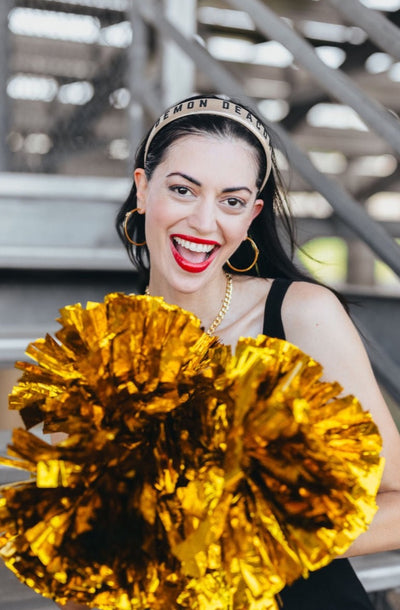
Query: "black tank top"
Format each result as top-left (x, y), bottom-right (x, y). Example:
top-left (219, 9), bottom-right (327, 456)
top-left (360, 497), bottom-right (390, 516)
top-left (263, 278), bottom-right (292, 339)
top-left (263, 279), bottom-right (374, 610)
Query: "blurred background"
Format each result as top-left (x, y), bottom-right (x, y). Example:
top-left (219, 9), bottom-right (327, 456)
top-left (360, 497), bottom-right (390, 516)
top-left (0, 0), bottom-right (400, 606)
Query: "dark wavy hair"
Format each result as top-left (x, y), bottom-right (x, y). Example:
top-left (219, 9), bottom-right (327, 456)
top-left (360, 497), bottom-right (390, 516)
top-left (116, 94), bottom-right (325, 293)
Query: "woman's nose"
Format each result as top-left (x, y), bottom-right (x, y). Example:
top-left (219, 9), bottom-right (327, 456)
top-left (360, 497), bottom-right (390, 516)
top-left (187, 197), bottom-right (217, 233)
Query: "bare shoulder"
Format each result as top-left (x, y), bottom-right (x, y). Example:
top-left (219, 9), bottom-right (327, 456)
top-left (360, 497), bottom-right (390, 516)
top-left (281, 280), bottom-right (366, 394)
top-left (284, 280), bottom-right (337, 303)
top-left (280, 280), bottom-right (366, 379)
top-left (282, 281), bottom-right (349, 335)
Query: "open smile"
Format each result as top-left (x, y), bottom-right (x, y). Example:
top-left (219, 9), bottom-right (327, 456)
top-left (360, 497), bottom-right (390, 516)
top-left (170, 234), bottom-right (220, 273)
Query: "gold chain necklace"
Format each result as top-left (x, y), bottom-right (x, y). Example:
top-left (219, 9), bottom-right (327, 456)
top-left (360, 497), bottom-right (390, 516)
top-left (145, 272), bottom-right (233, 336)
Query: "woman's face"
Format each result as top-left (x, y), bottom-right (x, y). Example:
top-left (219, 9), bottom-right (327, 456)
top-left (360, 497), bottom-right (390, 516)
top-left (135, 134), bottom-right (263, 293)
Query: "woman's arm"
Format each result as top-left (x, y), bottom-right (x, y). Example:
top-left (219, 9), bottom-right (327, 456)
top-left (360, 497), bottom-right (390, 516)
top-left (282, 281), bottom-right (400, 556)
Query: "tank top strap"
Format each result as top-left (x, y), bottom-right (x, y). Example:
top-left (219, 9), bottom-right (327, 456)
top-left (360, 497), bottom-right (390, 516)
top-left (262, 278), bottom-right (293, 340)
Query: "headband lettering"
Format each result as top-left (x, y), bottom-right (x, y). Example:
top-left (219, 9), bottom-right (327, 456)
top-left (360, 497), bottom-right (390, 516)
top-left (144, 97), bottom-right (272, 191)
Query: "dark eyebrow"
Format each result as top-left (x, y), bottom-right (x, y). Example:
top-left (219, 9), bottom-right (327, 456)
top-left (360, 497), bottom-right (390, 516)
top-left (222, 186), bottom-right (252, 195)
top-left (166, 172), bottom-right (201, 186)
top-left (166, 172), bottom-right (252, 194)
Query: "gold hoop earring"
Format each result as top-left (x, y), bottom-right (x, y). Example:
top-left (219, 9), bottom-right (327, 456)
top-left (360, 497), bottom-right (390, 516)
top-left (226, 236), bottom-right (259, 273)
top-left (123, 208), bottom-right (146, 246)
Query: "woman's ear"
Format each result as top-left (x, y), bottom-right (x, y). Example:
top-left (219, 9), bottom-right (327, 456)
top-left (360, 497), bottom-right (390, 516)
top-left (251, 198), bottom-right (264, 222)
top-left (134, 168), bottom-right (148, 211)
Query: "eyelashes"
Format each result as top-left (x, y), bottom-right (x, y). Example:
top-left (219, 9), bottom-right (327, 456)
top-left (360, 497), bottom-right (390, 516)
top-left (170, 185), bottom-right (191, 196)
top-left (168, 185), bottom-right (249, 212)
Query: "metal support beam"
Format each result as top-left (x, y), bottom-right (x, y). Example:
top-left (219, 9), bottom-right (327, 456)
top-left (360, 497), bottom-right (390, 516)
top-left (328, 0), bottom-right (400, 62)
top-left (282, 38), bottom-right (378, 132)
top-left (130, 0), bottom-right (166, 119)
top-left (135, 1), bottom-right (400, 279)
top-left (226, 0), bottom-right (400, 158)
top-left (0, 1), bottom-right (13, 172)
top-left (128, 2), bottom-right (147, 165)
top-left (162, 0), bottom-right (196, 106)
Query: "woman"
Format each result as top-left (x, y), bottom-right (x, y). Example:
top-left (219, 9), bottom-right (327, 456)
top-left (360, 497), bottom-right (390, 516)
top-left (60, 94), bottom-right (400, 609)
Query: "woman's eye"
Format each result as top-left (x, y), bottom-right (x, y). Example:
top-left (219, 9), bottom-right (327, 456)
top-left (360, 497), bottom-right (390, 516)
top-left (171, 185), bottom-right (190, 196)
top-left (224, 197), bottom-right (245, 209)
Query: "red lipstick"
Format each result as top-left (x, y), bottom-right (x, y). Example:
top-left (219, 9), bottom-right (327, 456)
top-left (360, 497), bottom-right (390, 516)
top-left (171, 233), bottom-right (220, 246)
top-left (170, 234), bottom-right (220, 273)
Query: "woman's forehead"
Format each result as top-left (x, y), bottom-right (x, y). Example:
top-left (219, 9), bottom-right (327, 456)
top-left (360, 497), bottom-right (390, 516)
top-left (166, 133), bottom-right (258, 161)
top-left (156, 135), bottom-right (260, 185)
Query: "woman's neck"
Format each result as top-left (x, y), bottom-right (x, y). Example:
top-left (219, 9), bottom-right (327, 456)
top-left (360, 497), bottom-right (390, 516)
top-left (146, 270), bottom-right (232, 334)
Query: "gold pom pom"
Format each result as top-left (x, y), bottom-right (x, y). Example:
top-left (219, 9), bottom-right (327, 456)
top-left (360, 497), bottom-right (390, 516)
top-left (165, 336), bottom-right (383, 608)
top-left (0, 295), bottom-right (383, 609)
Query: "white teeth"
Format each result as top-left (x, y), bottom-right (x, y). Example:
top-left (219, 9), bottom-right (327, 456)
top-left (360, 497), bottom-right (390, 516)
top-left (174, 236), bottom-right (215, 253)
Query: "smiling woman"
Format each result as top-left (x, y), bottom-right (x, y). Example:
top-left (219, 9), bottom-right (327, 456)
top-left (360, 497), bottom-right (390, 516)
top-left (53, 93), bottom-right (400, 609)
top-left (133, 134), bottom-right (263, 301)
